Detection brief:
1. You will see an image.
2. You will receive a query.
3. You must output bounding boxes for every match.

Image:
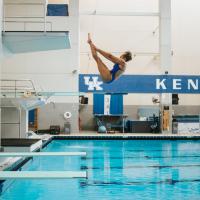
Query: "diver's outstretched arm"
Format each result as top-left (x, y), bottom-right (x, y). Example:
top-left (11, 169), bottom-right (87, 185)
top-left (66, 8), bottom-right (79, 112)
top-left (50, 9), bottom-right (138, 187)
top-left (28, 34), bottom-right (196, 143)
top-left (96, 48), bottom-right (125, 66)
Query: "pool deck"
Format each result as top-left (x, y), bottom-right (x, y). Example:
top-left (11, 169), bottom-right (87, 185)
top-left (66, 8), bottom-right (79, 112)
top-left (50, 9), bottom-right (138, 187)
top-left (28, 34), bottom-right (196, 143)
top-left (63, 132), bottom-right (200, 136)
top-left (54, 132), bottom-right (200, 139)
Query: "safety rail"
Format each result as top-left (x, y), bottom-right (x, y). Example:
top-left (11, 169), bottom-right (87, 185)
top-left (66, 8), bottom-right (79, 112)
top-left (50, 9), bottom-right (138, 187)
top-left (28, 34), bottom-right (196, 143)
top-left (3, 20), bottom-right (53, 32)
top-left (0, 79), bottom-right (84, 98)
top-left (3, 0), bottom-right (69, 33)
top-left (0, 79), bottom-right (37, 98)
top-left (3, 0), bottom-right (48, 32)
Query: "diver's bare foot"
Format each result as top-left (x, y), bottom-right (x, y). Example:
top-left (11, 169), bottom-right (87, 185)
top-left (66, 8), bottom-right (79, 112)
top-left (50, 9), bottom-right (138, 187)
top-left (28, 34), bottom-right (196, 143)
top-left (87, 33), bottom-right (92, 44)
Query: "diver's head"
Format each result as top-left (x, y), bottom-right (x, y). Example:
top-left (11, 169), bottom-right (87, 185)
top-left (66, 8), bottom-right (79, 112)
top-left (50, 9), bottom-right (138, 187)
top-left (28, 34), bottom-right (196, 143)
top-left (120, 51), bottom-right (132, 62)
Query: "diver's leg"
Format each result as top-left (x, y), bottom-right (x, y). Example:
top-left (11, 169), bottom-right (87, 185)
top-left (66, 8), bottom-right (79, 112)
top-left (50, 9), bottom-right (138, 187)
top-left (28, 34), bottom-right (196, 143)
top-left (89, 42), bottom-right (112, 82)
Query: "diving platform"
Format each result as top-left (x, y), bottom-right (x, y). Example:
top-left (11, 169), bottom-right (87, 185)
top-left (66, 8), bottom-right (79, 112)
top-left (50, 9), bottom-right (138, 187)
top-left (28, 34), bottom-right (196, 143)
top-left (0, 152), bottom-right (86, 157)
top-left (1, 139), bottom-right (43, 152)
top-left (2, 31), bottom-right (70, 54)
top-left (0, 79), bottom-right (51, 110)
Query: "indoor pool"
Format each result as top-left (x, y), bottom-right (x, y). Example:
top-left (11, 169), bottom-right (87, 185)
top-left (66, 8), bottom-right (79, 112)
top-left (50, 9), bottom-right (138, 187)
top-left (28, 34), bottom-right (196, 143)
top-left (1, 139), bottom-right (200, 200)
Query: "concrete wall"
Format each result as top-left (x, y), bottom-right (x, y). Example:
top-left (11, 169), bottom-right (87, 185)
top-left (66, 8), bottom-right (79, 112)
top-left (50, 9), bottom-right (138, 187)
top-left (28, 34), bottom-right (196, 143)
top-left (80, 93), bottom-right (200, 131)
top-left (1, 107), bottom-right (28, 139)
top-left (80, 105), bottom-right (200, 131)
top-left (38, 102), bottom-right (78, 133)
top-left (1, 107), bottom-right (20, 138)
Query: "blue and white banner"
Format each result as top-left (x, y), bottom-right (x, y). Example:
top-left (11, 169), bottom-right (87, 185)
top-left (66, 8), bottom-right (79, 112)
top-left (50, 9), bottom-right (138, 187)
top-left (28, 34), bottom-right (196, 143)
top-left (79, 74), bottom-right (200, 94)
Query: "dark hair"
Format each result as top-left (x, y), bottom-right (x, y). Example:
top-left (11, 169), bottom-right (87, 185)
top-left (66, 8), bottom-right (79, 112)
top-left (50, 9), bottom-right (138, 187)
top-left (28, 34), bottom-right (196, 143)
top-left (123, 51), bottom-right (132, 62)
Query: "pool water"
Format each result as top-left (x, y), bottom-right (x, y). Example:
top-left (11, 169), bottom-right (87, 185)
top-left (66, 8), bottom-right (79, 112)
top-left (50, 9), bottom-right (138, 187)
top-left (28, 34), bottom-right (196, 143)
top-left (1, 140), bottom-right (200, 200)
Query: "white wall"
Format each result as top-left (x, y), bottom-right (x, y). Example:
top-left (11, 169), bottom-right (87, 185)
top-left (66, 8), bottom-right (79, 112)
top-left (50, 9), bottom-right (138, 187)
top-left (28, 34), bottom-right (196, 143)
top-left (167, 0), bottom-right (200, 105)
top-left (171, 0), bottom-right (200, 75)
top-left (80, 0), bottom-right (158, 13)
top-left (80, 0), bottom-right (159, 75)
top-left (79, 0), bottom-right (200, 106)
top-left (48, 0), bottom-right (69, 4)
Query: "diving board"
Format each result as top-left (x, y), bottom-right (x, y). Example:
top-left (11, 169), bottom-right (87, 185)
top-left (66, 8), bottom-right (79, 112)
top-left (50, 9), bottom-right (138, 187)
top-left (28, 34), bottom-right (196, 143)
top-left (0, 171), bottom-right (87, 179)
top-left (0, 152), bottom-right (86, 157)
top-left (2, 31), bottom-right (70, 54)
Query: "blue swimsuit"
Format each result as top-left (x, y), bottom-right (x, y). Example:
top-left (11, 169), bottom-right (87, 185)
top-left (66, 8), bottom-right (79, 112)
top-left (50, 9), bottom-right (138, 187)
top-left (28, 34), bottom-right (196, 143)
top-left (106, 63), bottom-right (121, 84)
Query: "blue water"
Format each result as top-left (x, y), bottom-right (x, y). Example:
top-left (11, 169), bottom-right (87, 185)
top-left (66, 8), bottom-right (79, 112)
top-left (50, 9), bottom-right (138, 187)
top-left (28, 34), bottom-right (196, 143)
top-left (1, 140), bottom-right (200, 200)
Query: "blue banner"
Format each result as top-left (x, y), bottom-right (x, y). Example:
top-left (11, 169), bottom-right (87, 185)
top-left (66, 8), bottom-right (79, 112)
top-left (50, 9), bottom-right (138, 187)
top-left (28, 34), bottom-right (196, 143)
top-left (79, 74), bottom-right (200, 94)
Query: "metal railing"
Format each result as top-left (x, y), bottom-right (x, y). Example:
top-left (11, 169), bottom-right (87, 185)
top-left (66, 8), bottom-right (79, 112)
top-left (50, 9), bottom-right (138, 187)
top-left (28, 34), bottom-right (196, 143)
top-left (3, 0), bottom-right (48, 32)
top-left (3, 20), bottom-right (53, 32)
top-left (0, 79), bottom-right (37, 98)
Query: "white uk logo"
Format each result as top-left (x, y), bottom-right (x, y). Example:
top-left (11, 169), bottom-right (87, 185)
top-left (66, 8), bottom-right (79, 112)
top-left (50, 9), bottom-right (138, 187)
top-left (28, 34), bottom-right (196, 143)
top-left (84, 76), bottom-right (103, 91)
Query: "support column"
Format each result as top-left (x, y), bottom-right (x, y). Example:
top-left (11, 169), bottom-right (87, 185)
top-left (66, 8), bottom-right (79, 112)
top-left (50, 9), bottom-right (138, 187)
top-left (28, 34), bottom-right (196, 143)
top-left (0, 0), bottom-right (3, 148)
top-left (159, 0), bottom-right (172, 134)
top-left (20, 109), bottom-right (29, 138)
top-left (68, 0), bottom-right (80, 133)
